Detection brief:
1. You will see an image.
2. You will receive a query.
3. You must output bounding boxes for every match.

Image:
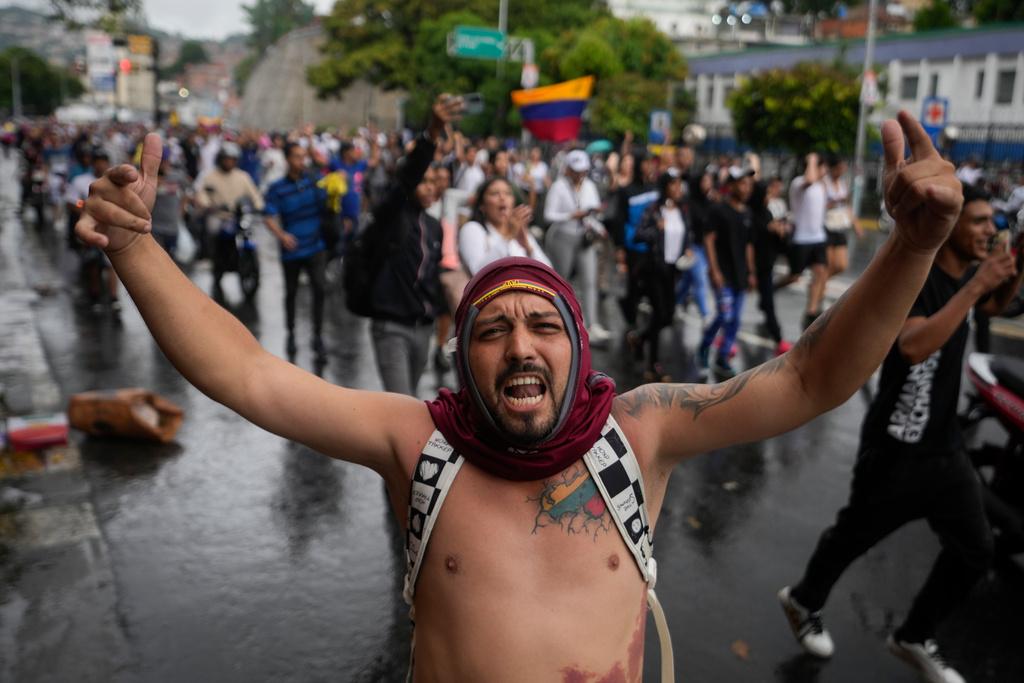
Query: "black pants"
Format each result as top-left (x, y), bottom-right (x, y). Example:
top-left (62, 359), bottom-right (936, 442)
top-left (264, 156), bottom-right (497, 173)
top-left (619, 250), bottom-right (652, 328)
top-left (641, 262), bottom-right (676, 370)
top-left (282, 251), bottom-right (327, 338)
top-left (791, 447), bottom-right (993, 642)
top-left (755, 237), bottom-right (783, 343)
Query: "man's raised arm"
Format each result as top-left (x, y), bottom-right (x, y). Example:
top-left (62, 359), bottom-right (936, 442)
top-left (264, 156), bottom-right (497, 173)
top-left (75, 136), bottom-right (421, 476)
top-left (617, 111), bottom-right (964, 466)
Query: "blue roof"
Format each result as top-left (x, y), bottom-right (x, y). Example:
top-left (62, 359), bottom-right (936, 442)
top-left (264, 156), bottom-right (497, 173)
top-left (686, 24), bottom-right (1024, 76)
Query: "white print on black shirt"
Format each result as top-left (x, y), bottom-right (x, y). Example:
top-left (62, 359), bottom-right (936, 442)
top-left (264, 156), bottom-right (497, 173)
top-left (887, 350), bottom-right (940, 444)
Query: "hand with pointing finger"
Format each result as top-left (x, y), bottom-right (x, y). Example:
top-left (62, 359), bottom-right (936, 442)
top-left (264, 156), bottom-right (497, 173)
top-left (882, 110), bottom-right (962, 254)
top-left (75, 133), bottom-right (163, 253)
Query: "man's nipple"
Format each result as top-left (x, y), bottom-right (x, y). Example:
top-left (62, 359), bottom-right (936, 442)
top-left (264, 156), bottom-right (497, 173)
top-left (445, 555), bottom-right (460, 574)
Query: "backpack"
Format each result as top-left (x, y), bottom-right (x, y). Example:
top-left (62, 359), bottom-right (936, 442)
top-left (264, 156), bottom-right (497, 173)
top-left (342, 216), bottom-right (385, 317)
top-left (342, 210), bottom-right (412, 317)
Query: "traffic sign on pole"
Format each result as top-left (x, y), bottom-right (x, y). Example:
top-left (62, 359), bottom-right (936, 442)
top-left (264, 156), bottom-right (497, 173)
top-left (447, 26), bottom-right (506, 60)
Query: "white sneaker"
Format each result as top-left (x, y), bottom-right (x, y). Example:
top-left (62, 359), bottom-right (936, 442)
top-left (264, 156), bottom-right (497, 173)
top-left (778, 586), bottom-right (834, 658)
top-left (887, 635), bottom-right (966, 683)
top-left (588, 323), bottom-right (611, 344)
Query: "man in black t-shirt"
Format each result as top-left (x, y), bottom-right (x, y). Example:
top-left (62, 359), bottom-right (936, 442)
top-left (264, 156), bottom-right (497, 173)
top-left (778, 184), bottom-right (1024, 683)
top-left (698, 165), bottom-right (757, 379)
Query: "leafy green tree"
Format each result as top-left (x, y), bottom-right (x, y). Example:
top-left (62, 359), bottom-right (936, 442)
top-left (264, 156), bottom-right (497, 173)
top-left (306, 1), bottom-right (684, 137)
top-left (974, 0), bottom-right (1024, 23)
top-left (242, 0), bottom-right (315, 53)
top-left (49, 0), bottom-right (142, 31)
top-left (542, 17), bottom-right (688, 139)
top-left (164, 40), bottom-right (209, 78)
top-left (0, 47), bottom-right (84, 115)
top-left (914, 0), bottom-right (960, 30)
top-left (727, 62), bottom-right (861, 155)
top-left (308, 0), bottom-right (604, 96)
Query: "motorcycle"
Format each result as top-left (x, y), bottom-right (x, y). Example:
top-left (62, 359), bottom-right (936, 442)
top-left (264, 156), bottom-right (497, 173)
top-left (22, 164), bottom-right (49, 228)
top-left (961, 353), bottom-right (1024, 564)
top-left (210, 197), bottom-right (261, 301)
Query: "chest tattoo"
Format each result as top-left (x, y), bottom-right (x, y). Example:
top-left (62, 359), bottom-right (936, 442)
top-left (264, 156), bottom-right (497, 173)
top-left (528, 463), bottom-right (611, 539)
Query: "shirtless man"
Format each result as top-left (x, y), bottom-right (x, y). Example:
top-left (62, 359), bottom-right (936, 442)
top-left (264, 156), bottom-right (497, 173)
top-left (76, 104), bottom-right (962, 682)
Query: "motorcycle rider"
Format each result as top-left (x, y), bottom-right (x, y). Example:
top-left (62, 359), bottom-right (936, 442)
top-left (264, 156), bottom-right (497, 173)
top-left (779, 183), bottom-right (1024, 683)
top-left (193, 142), bottom-right (264, 295)
top-left (66, 149), bottom-right (121, 313)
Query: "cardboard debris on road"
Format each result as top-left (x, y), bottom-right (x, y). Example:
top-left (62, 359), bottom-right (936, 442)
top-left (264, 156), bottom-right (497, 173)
top-left (68, 388), bottom-right (183, 443)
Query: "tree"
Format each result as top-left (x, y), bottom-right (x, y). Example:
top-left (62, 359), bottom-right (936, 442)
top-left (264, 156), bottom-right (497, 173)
top-left (165, 40), bottom-right (209, 78)
top-left (726, 62), bottom-right (862, 155)
top-left (0, 47), bottom-right (84, 116)
top-left (242, 0), bottom-right (315, 53)
top-left (49, 0), bottom-right (142, 32)
top-left (309, 0), bottom-right (605, 96)
top-left (913, 0), bottom-right (960, 30)
top-left (974, 0), bottom-right (1024, 23)
top-left (541, 17), bottom-right (688, 140)
top-left (306, 1), bottom-right (685, 138)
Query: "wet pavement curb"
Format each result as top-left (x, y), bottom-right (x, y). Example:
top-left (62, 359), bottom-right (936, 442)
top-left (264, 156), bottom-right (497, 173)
top-left (1, 213), bottom-right (135, 682)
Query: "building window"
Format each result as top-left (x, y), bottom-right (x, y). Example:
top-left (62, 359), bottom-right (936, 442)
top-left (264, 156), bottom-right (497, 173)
top-left (929, 73), bottom-right (939, 98)
top-left (996, 69), bottom-right (1015, 104)
top-left (723, 84), bottom-right (735, 105)
top-left (975, 69), bottom-right (985, 99)
top-left (706, 82), bottom-right (715, 109)
top-left (900, 75), bottom-right (919, 100)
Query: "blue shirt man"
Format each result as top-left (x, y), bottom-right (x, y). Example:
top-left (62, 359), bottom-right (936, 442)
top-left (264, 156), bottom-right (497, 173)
top-left (263, 172), bottom-right (327, 261)
top-left (263, 143), bottom-right (330, 362)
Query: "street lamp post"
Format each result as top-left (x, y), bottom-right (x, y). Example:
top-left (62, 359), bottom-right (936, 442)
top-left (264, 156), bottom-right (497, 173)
top-left (851, 0), bottom-right (878, 220)
top-left (11, 54), bottom-right (23, 118)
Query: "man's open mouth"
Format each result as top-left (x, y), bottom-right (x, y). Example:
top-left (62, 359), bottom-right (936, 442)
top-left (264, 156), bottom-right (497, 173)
top-left (502, 375), bottom-right (547, 409)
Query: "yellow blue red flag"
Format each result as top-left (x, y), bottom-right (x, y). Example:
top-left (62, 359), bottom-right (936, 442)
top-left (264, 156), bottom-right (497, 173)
top-left (511, 76), bottom-right (594, 143)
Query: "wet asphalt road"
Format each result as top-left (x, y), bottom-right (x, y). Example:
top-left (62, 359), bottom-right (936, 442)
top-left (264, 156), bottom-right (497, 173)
top-left (5, 173), bottom-right (1024, 682)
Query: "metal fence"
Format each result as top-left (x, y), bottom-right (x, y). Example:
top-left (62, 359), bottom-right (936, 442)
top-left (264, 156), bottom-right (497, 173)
top-left (698, 123), bottom-right (1024, 167)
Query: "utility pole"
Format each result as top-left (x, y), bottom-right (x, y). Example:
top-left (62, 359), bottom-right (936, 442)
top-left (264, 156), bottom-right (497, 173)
top-left (851, 0), bottom-right (878, 219)
top-left (497, 0), bottom-right (508, 81)
top-left (11, 54), bottom-right (23, 118)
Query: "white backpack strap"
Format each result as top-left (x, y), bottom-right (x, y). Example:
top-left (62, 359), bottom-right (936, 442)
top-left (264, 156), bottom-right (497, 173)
top-left (582, 415), bottom-right (654, 582)
top-left (584, 416), bottom-right (672, 682)
top-left (403, 431), bottom-right (464, 605)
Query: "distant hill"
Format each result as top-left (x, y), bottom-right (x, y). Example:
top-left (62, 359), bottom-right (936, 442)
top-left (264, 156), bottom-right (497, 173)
top-left (0, 4), bottom-right (248, 68)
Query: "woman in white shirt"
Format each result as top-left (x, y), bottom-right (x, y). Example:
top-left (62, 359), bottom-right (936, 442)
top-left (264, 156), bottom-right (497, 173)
top-left (458, 177), bottom-right (551, 276)
top-left (822, 155), bottom-right (862, 278)
top-left (543, 150), bottom-right (607, 343)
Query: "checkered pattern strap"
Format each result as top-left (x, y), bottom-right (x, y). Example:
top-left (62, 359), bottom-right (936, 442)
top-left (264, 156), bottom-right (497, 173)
top-left (403, 431), bottom-right (465, 605)
top-left (582, 415), bottom-right (655, 584)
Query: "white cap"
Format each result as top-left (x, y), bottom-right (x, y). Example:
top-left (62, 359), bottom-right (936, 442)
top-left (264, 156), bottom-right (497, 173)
top-left (726, 165), bottom-right (755, 181)
top-left (566, 149), bottom-right (591, 173)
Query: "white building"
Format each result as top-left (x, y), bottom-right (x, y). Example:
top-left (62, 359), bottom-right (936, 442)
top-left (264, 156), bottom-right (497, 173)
top-left (606, 0), bottom-right (808, 53)
top-left (686, 24), bottom-right (1024, 161)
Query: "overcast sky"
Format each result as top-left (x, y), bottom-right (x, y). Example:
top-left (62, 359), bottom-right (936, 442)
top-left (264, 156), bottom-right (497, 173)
top-left (9, 0), bottom-right (337, 39)
top-left (144, 0), bottom-right (337, 39)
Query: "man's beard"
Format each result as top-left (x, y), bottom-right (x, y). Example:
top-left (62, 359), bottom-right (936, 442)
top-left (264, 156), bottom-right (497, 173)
top-left (490, 361), bottom-right (563, 446)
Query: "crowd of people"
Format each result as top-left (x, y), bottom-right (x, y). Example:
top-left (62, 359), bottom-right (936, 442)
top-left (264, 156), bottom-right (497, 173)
top-left (6, 115), bottom-right (1023, 391)
top-left (5, 98), bottom-right (1024, 683)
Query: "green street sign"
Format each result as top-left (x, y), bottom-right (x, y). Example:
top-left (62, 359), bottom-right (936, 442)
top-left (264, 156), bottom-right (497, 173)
top-left (448, 25), bottom-right (506, 60)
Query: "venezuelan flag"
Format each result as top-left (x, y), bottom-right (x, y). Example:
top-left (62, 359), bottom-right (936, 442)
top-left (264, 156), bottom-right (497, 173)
top-left (511, 76), bottom-right (594, 143)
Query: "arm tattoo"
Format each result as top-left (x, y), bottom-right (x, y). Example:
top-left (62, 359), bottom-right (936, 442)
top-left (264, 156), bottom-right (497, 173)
top-left (620, 293), bottom-right (848, 422)
top-left (789, 292), bottom-right (845, 362)
top-left (620, 355), bottom-right (787, 421)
